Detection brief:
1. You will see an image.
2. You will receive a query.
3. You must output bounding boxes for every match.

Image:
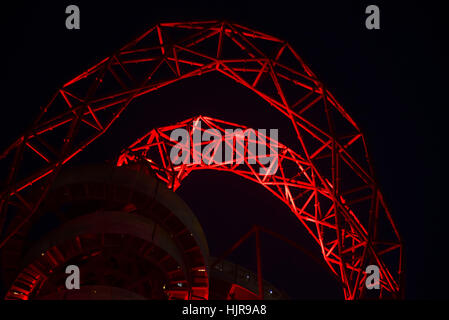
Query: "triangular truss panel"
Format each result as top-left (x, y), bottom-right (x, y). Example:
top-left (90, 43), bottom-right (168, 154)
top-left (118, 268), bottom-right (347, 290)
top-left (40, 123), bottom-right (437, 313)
top-left (0, 21), bottom-right (403, 300)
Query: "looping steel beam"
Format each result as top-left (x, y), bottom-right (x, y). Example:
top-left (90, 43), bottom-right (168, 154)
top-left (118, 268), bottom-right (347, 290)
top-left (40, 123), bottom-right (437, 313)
top-left (0, 20), bottom-right (404, 299)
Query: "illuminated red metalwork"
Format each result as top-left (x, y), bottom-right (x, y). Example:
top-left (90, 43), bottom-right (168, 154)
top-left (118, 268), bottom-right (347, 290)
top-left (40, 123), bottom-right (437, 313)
top-left (0, 21), bottom-right (403, 299)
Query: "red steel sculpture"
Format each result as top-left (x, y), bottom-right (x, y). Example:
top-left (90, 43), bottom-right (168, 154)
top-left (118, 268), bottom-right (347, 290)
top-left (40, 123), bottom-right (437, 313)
top-left (0, 21), bottom-right (404, 299)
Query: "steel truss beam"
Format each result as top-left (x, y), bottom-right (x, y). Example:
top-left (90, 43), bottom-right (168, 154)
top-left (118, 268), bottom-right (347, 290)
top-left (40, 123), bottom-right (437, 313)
top-left (0, 21), bottom-right (403, 299)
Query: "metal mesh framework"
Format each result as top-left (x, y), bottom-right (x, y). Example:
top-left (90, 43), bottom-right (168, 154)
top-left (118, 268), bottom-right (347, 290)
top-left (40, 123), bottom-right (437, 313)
top-left (0, 21), bottom-right (403, 299)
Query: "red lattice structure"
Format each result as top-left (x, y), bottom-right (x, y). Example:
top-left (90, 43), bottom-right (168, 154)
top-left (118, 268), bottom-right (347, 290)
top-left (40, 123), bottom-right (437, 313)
top-left (117, 116), bottom-right (287, 190)
top-left (0, 21), bottom-right (403, 299)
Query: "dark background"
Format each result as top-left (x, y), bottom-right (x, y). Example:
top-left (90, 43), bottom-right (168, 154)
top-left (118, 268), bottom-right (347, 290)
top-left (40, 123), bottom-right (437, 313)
top-left (0, 0), bottom-right (445, 299)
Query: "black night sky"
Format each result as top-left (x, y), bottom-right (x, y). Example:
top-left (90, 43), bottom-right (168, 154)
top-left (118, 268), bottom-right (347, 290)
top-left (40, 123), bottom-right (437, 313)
top-left (0, 0), bottom-right (445, 299)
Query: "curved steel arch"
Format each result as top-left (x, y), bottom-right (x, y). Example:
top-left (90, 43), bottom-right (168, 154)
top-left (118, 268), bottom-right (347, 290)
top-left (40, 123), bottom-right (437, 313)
top-left (0, 21), bottom-right (403, 299)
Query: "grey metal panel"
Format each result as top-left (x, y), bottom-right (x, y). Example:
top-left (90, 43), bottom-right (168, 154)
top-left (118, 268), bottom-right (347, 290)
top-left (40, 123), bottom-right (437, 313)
top-left (51, 164), bottom-right (210, 271)
top-left (23, 210), bottom-right (187, 275)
